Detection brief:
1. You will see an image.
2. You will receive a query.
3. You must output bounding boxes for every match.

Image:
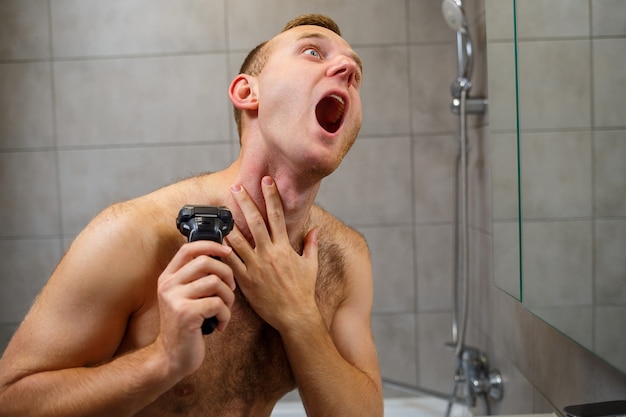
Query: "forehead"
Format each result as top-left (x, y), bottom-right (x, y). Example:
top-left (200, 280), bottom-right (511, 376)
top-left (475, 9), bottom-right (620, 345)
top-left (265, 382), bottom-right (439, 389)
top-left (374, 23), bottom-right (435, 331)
top-left (269, 25), bottom-right (363, 71)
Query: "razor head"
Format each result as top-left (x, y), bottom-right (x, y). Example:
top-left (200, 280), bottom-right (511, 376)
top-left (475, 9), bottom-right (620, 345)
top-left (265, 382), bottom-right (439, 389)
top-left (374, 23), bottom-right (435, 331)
top-left (176, 205), bottom-right (234, 243)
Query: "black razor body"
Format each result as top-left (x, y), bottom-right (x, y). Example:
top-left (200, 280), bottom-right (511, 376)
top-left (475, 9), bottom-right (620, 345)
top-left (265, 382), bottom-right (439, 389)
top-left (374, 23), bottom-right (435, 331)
top-left (176, 205), bottom-right (234, 334)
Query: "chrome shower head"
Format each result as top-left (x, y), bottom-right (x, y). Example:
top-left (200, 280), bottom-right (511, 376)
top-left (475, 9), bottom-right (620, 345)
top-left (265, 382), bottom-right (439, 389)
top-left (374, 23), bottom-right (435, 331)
top-left (441, 0), bottom-right (473, 87)
top-left (441, 0), bottom-right (468, 34)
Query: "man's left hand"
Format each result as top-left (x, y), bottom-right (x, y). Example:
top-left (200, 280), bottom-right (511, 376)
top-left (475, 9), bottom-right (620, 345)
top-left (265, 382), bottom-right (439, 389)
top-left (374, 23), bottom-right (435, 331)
top-left (223, 176), bottom-right (319, 332)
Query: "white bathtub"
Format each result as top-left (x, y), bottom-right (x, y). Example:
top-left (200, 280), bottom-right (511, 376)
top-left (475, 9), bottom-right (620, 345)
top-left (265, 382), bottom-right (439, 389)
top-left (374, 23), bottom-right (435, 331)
top-left (271, 396), bottom-right (470, 417)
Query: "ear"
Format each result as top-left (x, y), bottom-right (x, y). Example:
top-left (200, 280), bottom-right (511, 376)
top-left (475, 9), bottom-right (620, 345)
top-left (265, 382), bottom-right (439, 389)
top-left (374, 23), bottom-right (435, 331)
top-left (229, 74), bottom-right (258, 111)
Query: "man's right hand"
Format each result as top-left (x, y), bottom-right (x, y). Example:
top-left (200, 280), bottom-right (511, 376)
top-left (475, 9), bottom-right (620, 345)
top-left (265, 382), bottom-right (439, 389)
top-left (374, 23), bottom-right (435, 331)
top-left (155, 240), bottom-right (236, 377)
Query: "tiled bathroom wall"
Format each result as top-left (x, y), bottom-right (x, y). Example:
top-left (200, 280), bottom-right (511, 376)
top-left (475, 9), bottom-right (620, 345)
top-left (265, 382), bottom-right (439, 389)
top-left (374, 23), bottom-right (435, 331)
top-left (0, 0), bottom-right (472, 396)
top-left (1, 0), bottom-right (625, 415)
top-left (484, 0), bottom-right (626, 413)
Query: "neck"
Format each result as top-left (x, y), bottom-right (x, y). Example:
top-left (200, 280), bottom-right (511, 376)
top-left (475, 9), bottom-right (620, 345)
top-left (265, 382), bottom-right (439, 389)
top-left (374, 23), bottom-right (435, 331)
top-left (219, 155), bottom-right (321, 247)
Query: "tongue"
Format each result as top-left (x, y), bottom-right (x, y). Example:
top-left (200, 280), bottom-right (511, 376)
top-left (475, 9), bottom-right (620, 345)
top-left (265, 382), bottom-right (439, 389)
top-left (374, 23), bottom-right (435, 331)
top-left (316, 96), bottom-right (344, 134)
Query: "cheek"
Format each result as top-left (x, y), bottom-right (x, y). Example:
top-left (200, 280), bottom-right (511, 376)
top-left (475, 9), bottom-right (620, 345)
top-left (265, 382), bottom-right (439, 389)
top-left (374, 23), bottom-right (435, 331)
top-left (349, 101), bottom-right (362, 135)
top-left (258, 84), bottom-right (303, 126)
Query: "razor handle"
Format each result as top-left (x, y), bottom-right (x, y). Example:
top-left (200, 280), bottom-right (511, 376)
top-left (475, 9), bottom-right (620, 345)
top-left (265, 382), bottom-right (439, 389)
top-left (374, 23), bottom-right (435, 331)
top-left (176, 205), bottom-right (234, 334)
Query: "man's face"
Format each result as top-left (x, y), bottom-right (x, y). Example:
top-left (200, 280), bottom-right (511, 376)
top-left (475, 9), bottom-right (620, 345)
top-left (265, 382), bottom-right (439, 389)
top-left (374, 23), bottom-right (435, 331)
top-left (254, 25), bottom-right (363, 179)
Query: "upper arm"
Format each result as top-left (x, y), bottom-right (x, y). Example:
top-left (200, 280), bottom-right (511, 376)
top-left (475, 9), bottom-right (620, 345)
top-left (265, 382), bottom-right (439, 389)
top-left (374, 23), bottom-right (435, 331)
top-left (0, 203), bottom-right (150, 383)
top-left (329, 233), bottom-right (381, 385)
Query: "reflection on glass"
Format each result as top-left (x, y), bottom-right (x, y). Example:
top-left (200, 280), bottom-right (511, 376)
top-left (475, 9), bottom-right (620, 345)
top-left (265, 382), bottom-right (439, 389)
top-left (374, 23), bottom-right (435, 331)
top-left (487, 0), bottom-right (626, 374)
top-left (486, 0), bottom-right (520, 300)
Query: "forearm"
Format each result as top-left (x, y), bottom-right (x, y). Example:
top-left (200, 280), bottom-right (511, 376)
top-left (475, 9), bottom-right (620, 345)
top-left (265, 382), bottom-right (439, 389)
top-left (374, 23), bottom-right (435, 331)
top-left (0, 342), bottom-right (176, 417)
top-left (281, 314), bottom-right (383, 417)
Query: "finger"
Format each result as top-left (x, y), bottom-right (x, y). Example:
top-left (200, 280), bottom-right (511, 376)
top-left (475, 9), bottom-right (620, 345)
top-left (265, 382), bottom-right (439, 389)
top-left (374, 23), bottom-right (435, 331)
top-left (302, 227), bottom-right (319, 262)
top-left (222, 236), bottom-right (248, 279)
top-left (211, 302), bottom-right (232, 332)
top-left (261, 176), bottom-right (289, 243)
top-left (176, 255), bottom-right (235, 287)
top-left (182, 275), bottom-right (236, 309)
top-left (223, 225), bottom-right (255, 265)
top-left (163, 241), bottom-right (232, 275)
top-left (191, 296), bottom-right (233, 332)
top-left (230, 183), bottom-right (272, 247)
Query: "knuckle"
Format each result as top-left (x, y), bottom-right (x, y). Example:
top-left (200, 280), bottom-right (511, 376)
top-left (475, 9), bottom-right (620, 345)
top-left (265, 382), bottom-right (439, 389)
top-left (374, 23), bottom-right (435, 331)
top-left (228, 233), bottom-right (247, 248)
top-left (268, 209), bottom-right (283, 223)
top-left (228, 233), bottom-right (247, 247)
top-left (178, 242), bottom-right (196, 257)
top-left (248, 213), bottom-right (266, 228)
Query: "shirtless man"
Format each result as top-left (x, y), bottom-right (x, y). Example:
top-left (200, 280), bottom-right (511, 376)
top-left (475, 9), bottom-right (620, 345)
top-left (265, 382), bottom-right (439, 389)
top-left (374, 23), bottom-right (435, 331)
top-left (0, 14), bottom-right (383, 417)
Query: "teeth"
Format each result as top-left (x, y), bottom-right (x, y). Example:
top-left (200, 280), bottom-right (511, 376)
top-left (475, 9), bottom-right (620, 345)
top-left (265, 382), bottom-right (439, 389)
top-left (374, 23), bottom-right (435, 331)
top-left (330, 94), bottom-right (344, 105)
top-left (329, 94), bottom-right (345, 123)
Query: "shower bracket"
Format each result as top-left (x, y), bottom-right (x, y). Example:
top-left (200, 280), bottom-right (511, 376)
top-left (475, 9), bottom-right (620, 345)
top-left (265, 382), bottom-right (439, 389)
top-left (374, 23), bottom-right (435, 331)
top-left (450, 96), bottom-right (488, 115)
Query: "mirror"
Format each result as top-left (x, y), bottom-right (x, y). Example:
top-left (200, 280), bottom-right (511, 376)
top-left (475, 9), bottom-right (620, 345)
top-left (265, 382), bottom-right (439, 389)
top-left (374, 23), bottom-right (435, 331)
top-left (487, 0), bottom-right (521, 300)
top-left (487, 0), bottom-right (626, 375)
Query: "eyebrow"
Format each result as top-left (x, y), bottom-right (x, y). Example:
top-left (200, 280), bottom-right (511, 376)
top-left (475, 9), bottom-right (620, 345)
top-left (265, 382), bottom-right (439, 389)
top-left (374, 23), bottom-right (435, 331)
top-left (295, 31), bottom-right (363, 73)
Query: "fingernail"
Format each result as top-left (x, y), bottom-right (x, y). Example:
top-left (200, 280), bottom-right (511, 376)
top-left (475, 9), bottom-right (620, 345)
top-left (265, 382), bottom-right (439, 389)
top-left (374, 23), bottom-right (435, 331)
top-left (262, 176), bottom-right (273, 186)
top-left (231, 183), bottom-right (241, 193)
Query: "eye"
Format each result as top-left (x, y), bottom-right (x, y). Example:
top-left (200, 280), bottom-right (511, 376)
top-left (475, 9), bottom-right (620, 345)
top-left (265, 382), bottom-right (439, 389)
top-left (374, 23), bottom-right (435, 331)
top-left (304, 48), bottom-right (321, 59)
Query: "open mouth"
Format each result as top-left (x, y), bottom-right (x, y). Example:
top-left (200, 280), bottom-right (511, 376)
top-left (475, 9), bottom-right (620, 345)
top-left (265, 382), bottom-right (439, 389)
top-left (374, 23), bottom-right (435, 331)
top-left (315, 94), bottom-right (345, 134)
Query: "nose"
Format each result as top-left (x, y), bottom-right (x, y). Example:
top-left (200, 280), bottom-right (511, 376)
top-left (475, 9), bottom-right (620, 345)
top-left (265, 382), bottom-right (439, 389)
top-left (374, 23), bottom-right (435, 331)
top-left (327, 55), bottom-right (360, 88)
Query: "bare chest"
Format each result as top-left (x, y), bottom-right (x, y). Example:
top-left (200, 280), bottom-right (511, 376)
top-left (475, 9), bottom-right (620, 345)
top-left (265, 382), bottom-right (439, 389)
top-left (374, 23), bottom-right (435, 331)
top-left (133, 239), bottom-right (346, 417)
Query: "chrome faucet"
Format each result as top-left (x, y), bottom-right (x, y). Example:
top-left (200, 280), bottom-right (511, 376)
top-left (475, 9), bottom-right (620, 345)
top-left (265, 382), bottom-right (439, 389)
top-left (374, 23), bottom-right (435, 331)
top-left (446, 346), bottom-right (503, 416)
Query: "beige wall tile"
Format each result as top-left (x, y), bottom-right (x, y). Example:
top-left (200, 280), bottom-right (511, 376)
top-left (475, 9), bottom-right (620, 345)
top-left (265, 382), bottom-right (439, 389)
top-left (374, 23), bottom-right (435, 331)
top-left (0, 63), bottom-right (55, 149)
top-left (409, 0), bottom-right (457, 44)
top-left (595, 306), bottom-right (626, 374)
top-left (413, 134), bottom-right (457, 224)
top-left (226, 0), bottom-right (315, 51)
top-left (493, 221), bottom-right (521, 299)
top-left (416, 312), bottom-right (454, 392)
top-left (592, 0), bottom-right (626, 37)
top-left (372, 313), bottom-right (417, 386)
top-left (317, 137), bottom-right (413, 226)
top-left (0, 151), bottom-right (60, 237)
top-left (0, 324), bottom-right (19, 354)
top-left (0, 239), bottom-right (62, 322)
top-left (364, 226), bottom-right (415, 314)
top-left (317, 0), bottom-right (407, 46)
top-left (516, 0), bottom-right (589, 39)
top-left (51, 0), bottom-right (225, 57)
top-left (521, 131), bottom-right (592, 219)
top-left (415, 225), bottom-right (454, 311)
top-left (518, 40), bottom-right (591, 130)
top-left (491, 133), bottom-right (519, 220)
top-left (468, 126), bottom-right (491, 231)
top-left (410, 44), bottom-right (458, 134)
top-left (0, 0), bottom-right (50, 60)
top-left (593, 39), bottom-right (626, 128)
top-left (594, 130), bottom-right (626, 217)
top-left (523, 220), bottom-right (592, 308)
top-left (58, 144), bottom-right (232, 234)
top-left (594, 219), bottom-right (626, 304)
top-left (485, 42), bottom-right (517, 132)
top-left (54, 55), bottom-right (231, 147)
top-left (485, 0), bottom-right (515, 41)
top-left (358, 46), bottom-right (411, 137)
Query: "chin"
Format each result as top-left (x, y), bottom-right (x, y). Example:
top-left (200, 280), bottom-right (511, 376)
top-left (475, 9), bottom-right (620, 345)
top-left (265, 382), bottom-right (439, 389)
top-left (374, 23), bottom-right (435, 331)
top-left (298, 154), bottom-right (340, 182)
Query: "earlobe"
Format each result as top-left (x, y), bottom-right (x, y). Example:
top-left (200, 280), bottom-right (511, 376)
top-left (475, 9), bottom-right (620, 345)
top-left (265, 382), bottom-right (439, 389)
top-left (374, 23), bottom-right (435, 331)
top-left (229, 74), bottom-right (258, 110)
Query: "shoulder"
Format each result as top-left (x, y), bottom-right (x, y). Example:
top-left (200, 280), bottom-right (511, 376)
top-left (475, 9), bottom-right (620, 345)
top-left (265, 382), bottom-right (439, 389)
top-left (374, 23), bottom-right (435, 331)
top-left (311, 205), bottom-right (368, 249)
top-left (310, 205), bottom-right (371, 269)
top-left (76, 172), bottom-right (221, 272)
top-left (76, 192), bottom-right (183, 276)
